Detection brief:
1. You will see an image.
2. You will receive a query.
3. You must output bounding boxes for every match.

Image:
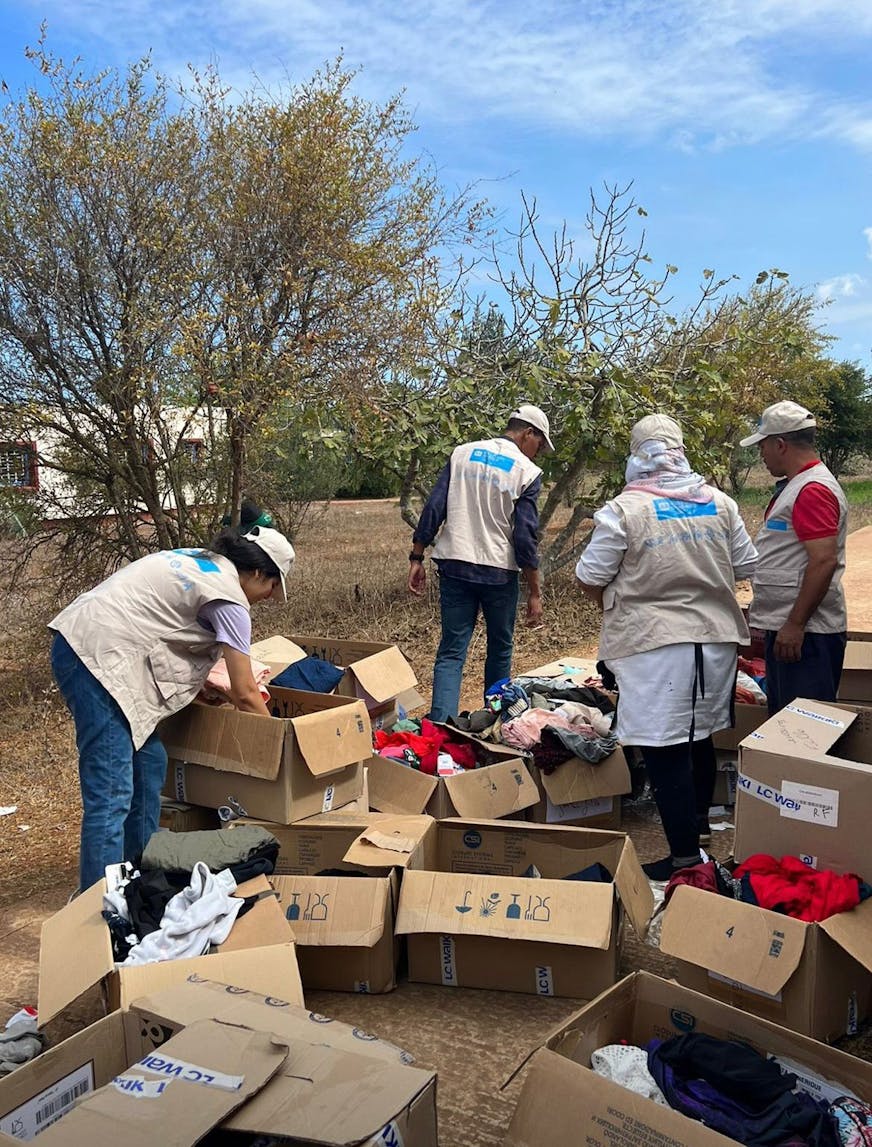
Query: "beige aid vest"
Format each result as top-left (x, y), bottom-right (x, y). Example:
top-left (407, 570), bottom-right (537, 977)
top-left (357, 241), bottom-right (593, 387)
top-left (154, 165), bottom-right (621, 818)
top-left (50, 549), bottom-right (251, 748)
top-left (749, 463), bottom-right (847, 634)
top-left (599, 490), bottom-right (750, 661)
top-left (431, 437), bottom-right (542, 570)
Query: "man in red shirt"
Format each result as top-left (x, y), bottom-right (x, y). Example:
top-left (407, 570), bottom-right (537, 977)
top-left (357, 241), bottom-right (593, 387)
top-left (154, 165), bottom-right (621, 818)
top-left (741, 401), bottom-right (848, 713)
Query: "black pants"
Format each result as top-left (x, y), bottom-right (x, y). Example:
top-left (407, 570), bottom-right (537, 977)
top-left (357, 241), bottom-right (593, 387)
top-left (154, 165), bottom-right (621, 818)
top-left (640, 736), bottom-right (717, 859)
top-left (764, 630), bottom-right (846, 715)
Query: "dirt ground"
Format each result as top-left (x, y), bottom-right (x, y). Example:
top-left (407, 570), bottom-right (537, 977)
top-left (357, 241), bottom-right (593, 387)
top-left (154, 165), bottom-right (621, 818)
top-left (3, 496), bottom-right (872, 1144)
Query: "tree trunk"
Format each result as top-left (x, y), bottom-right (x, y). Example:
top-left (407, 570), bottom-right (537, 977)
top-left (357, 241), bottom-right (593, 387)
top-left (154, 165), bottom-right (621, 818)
top-left (399, 455), bottom-right (421, 530)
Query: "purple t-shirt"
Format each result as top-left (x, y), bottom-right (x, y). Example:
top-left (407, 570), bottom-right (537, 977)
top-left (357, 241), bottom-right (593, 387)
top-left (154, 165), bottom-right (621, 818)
top-left (197, 599), bottom-right (251, 654)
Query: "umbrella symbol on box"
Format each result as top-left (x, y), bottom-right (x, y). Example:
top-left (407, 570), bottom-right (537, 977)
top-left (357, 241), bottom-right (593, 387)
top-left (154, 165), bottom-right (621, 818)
top-left (455, 890), bottom-right (473, 914)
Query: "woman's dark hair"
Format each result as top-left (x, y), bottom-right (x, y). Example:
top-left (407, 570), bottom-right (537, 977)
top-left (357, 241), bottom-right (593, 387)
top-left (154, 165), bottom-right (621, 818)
top-left (208, 527), bottom-right (281, 578)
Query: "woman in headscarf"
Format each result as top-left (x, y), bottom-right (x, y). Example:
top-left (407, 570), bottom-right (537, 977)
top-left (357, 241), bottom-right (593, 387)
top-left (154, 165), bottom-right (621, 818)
top-left (576, 414), bottom-right (757, 880)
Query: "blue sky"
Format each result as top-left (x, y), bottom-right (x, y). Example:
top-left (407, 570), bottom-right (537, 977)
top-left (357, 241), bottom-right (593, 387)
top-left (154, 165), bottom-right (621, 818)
top-left (1, 0), bottom-right (871, 364)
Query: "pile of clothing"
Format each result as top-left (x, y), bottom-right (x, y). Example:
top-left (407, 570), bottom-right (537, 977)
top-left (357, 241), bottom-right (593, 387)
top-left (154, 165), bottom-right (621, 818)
top-left (101, 826), bottom-right (279, 965)
top-left (382, 674), bottom-right (618, 776)
top-left (201, 656), bottom-right (273, 704)
top-left (664, 854), bottom-right (872, 923)
top-left (374, 718), bottom-right (483, 776)
top-left (736, 655), bottom-right (768, 706)
top-left (592, 1032), bottom-right (868, 1146)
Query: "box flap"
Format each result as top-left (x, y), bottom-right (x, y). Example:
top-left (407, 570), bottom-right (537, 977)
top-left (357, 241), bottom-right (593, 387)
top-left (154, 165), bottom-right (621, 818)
top-left (819, 897), bottom-right (872, 973)
top-left (394, 869), bottom-right (614, 948)
top-left (213, 877), bottom-right (293, 952)
top-left (342, 815), bottom-right (435, 869)
top-left (291, 700), bottom-right (371, 777)
top-left (660, 885), bottom-right (807, 994)
top-left (443, 759), bottom-right (539, 819)
top-left (349, 645), bottom-right (418, 704)
top-left (742, 699), bottom-right (857, 757)
top-left (541, 748), bottom-right (631, 806)
top-left (843, 641), bottom-right (872, 673)
top-left (130, 976), bottom-right (413, 1067)
top-left (223, 1040), bottom-right (435, 1143)
top-left (115, 942), bottom-right (305, 1011)
top-left (249, 634), bottom-right (307, 680)
top-left (34, 1019), bottom-right (288, 1147)
top-left (614, 837), bottom-right (655, 939)
top-left (273, 875), bottom-right (389, 947)
top-left (38, 881), bottom-right (114, 1024)
top-left (517, 656), bottom-right (600, 680)
top-left (161, 702), bottom-right (286, 780)
top-left (367, 753), bottom-right (437, 814)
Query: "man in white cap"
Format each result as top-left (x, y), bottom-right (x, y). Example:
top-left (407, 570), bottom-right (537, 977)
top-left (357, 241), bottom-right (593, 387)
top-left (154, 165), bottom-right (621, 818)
top-left (408, 403), bottom-right (552, 722)
top-left (576, 413), bottom-right (757, 880)
top-left (740, 400), bottom-right (848, 713)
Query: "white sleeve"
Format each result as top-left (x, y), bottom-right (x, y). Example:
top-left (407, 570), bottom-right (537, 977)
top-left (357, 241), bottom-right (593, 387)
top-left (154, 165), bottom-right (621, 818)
top-left (729, 505), bottom-right (758, 580)
top-left (575, 504), bottom-right (627, 587)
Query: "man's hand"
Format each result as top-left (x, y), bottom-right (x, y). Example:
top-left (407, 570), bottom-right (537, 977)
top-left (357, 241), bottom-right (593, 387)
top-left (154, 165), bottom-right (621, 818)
top-left (774, 620), bottom-right (805, 663)
top-left (408, 561), bottom-right (426, 596)
top-left (526, 591), bottom-right (543, 626)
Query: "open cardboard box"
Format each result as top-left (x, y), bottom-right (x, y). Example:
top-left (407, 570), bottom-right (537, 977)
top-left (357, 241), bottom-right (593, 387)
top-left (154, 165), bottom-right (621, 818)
top-left (525, 745), bottom-right (630, 830)
top-left (368, 725), bottom-right (539, 821)
top-left (395, 818), bottom-right (653, 998)
top-left (0, 977), bottom-right (436, 1145)
top-left (252, 633), bottom-right (424, 729)
top-left (237, 813), bottom-right (437, 993)
top-left (160, 686), bottom-right (371, 823)
top-left (839, 641), bottom-right (872, 704)
top-left (661, 697), bottom-right (872, 1041)
top-left (37, 874), bottom-right (303, 1026)
top-left (503, 971), bottom-right (872, 1147)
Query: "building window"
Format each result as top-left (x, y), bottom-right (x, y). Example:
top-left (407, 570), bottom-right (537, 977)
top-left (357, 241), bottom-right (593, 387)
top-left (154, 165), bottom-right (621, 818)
top-left (181, 439), bottom-right (205, 465)
top-left (0, 442), bottom-right (38, 489)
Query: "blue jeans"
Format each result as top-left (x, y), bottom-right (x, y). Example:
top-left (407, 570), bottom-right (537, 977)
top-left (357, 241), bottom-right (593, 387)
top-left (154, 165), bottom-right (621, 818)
top-left (764, 630), bottom-right (847, 715)
top-left (51, 633), bottom-right (168, 891)
top-left (429, 573), bottom-right (520, 723)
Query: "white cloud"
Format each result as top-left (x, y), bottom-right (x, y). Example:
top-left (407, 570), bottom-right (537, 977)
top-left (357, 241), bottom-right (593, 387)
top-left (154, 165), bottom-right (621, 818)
top-left (817, 273), bottom-right (865, 301)
top-left (12, 0), bottom-right (872, 152)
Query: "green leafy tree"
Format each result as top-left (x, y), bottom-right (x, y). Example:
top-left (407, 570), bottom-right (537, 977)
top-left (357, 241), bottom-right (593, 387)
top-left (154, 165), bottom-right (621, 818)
top-left (817, 361), bottom-right (872, 477)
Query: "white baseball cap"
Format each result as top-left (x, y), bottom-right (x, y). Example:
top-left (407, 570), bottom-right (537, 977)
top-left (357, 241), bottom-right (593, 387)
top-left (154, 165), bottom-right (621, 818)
top-left (630, 414), bottom-right (683, 453)
top-left (242, 526), bottom-right (295, 600)
top-left (510, 403), bottom-right (555, 452)
top-left (740, 401), bottom-right (817, 447)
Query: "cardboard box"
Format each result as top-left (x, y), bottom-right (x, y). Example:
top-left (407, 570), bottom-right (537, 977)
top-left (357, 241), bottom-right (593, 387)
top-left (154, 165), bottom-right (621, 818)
top-left (239, 814), bottom-right (436, 993)
top-left (255, 632), bottom-right (423, 726)
top-left (503, 971), bottom-right (872, 1147)
top-left (712, 701), bottom-right (770, 751)
top-left (395, 819), bottom-right (652, 998)
top-left (160, 686), bottom-right (371, 823)
top-left (368, 751), bottom-right (539, 821)
top-left (525, 746), bottom-right (630, 829)
top-left (733, 698), bottom-right (872, 875)
top-left (158, 797), bottom-right (219, 833)
top-left (839, 641), bottom-right (872, 703)
top-left (0, 977), bottom-right (437, 1145)
top-left (660, 881), bottom-right (872, 1042)
top-left (37, 874), bottom-right (303, 1025)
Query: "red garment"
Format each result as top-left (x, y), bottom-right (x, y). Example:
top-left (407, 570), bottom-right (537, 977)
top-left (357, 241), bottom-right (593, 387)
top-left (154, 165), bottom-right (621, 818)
top-left (733, 854), bottom-right (862, 922)
top-left (373, 718), bottom-right (449, 775)
top-left (737, 656), bottom-right (766, 679)
top-left (664, 860), bottom-right (720, 905)
top-left (373, 719), bottom-right (480, 775)
top-left (764, 461), bottom-right (840, 541)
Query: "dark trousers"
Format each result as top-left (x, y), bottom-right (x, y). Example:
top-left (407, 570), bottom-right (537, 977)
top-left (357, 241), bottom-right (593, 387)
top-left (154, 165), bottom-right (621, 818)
top-left (429, 573), bottom-right (520, 723)
top-left (764, 630), bottom-right (847, 715)
top-left (640, 737), bottom-right (717, 859)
